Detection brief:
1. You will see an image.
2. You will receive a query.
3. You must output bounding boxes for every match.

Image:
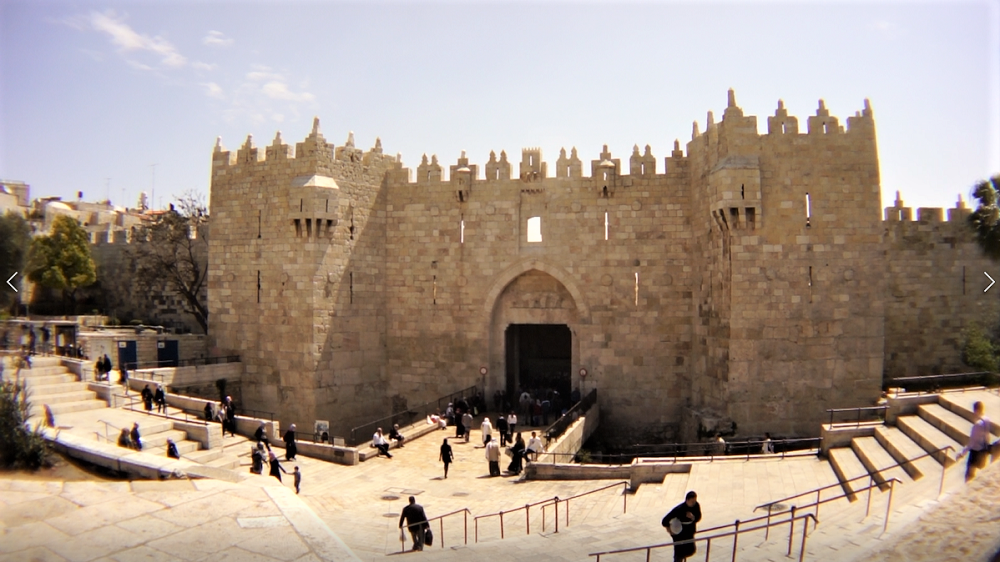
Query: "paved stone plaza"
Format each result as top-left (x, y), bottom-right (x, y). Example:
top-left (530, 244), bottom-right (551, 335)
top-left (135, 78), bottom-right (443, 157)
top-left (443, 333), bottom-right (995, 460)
top-left (3, 406), bottom-right (998, 562)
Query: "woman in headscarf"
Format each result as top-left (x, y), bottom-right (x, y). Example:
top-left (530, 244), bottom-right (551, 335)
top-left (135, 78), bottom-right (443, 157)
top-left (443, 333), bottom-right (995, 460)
top-left (507, 432), bottom-right (526, 475)
top-left (268, 449), bottom-right (288, 481)
top-left (250, 442), bottom-right (265, 474)
top-left (283, 424), bottom-right (297, 461)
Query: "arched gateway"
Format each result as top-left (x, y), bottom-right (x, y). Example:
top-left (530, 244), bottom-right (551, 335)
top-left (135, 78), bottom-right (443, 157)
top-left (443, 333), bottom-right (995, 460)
top-left (483, 260), bottom-right (590, 402)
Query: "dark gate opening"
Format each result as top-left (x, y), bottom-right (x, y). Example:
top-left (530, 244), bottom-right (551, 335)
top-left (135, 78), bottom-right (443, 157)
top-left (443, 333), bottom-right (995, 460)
top-left (504, 324), bottom-right (571, 399)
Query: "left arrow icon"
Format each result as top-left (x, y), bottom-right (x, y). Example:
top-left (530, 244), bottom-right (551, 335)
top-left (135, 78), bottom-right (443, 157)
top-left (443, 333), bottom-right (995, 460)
top-left (6, 272), bottom-right (17, 292)
top-left (986, 272), bottom-right (996, 293)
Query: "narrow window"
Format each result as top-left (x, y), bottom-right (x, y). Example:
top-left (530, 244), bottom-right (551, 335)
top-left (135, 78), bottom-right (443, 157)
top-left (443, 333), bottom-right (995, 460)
top-left (806, 193), bottom-right (812, 228)
top-left (641, 163), bottom-right (645, 175)
top-left (741, 184), bottom-right (745, 200)
top-left (729, 207), bottom-right (739, 229)
top-left (603, 172), bottom-right (608, 182)
top-left (294, 219), bottom-right (301, 238)
top-left (299, 199), bottom-right (303, 212)
top-left (325, 199), bottom-right (329, 213)
top-left (745, 208), bottom-right (756, 230)
top-left (326, 219), bottom-right (333, 238)
top-left (526, 216), bottom-right (542, 243)
top-left (963, 266), bottom-right (966, 295)
top-left (258, 210), bottom-right (262, 239)
top-left (350, 212), bottom-right (355, 240)
top-left (257, 270), bottom-right (261, 303)
top-left (634, 272), bottom-right (639, 307)
top-left (808, 266), bottom-right (813, 287)
top-left (461, 218), bottom-right (465, 244)
top-left (604, 212), bottom-right (609, 241)
top-left (433, 275), bottom-right (437, 305)
top-left (306, 218), bottom-right (312, 238)
top-left (349, 272), bottom-right (353, 304)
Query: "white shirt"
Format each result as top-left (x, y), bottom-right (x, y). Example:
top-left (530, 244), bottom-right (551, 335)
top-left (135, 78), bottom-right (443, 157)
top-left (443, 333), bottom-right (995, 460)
top-left (527, 436), bottom-right (543, 452)
top-left (373, 432), bottom-right (388, 447)
top-left (964, 416), bottom-right (992, 454)
top-left (508, 414), bottom-right (517, 425)
top-left (481, 420), bottom-right (492, 436)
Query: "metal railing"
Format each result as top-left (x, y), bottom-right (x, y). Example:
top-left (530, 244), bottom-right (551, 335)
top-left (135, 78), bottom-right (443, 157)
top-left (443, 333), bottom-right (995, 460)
top-left (590, 513), bottom-right (818, 562)
top-left (755, 444), bottom-right (955, 525)
top-left (612, 437), bottom-right (823, 464)
top-left (399, 508), bottom-right (470, 552)
top-left (474, 481), bottom-right (627, 541)
top-left (124, 395), bottom-right (208, 426)
top-left (122, 355), bottom-right (241, 371)
top-left (539, 481), bottom-right (628, 532)
top-left (884, 371), bottom-right (999, 394)
top-left (826, 405), bottom-right (888, 427)
top-left (348, 384), bottom-right (478, 446)
top-left (543, 388), bottom-right (597, 444)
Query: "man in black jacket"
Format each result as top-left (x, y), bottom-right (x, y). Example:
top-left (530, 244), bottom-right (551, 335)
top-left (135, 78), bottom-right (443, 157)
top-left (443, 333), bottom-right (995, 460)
top-left (662, 491), bottom-right (702, 561)
top-left (398, 496), bottom-right (429, 551)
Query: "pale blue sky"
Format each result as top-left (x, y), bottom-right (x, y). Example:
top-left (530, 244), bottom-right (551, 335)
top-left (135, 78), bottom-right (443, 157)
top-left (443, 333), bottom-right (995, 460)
top-left (1, 1), bottom-right (998, 213)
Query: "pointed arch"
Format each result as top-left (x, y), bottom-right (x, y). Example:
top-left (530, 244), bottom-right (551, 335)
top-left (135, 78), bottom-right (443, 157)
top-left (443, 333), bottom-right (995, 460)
top-left (481, 259), bottom-right (590, 322)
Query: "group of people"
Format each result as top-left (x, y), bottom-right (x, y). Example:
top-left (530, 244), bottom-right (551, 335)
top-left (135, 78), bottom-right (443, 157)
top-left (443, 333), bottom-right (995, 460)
top-left (116, 422), bottom-right (143, 451)
top-left (249, 440), bottom-right (302, 492)
top-left (140, 384), bottom-right (167, 414)
top-left (93, 353), bottom-right (114, 381)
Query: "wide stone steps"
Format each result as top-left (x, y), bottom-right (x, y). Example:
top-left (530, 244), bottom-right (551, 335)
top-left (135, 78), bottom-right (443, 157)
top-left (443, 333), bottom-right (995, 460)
top-left (897, 415), bottom-right (961, 465)
top-left (828, 448), bottom-right (870, 501)
top-left (850, 436), bottom-right (912, 490)
top-left (23, 380), bottom-right (90, 395)
top-left (918, 403), bottom-right (975, 447)
top-left (939, 392), bottom-right (1000, 435)
top-left (31, 399), bottom-right (106, 416)
top-left (26, 388), bottom-right (97, 404)
top-left (21, 373), bottom-right (78, 385)
top-left (18, 364), bottom-right (72, 377)
top-left (874, 426), bottom-right (942, 480)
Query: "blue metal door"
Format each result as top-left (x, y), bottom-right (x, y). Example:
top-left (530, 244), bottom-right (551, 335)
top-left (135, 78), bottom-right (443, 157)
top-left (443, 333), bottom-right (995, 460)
top-left (117, 340), bottom-right (137, 370)
top-left (157, 340), bottom-right (179, 367)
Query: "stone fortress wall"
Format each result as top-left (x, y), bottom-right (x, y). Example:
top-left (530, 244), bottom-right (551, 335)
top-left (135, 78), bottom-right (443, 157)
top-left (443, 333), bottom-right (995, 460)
top-left (207, 90), bottom-right (999, 445)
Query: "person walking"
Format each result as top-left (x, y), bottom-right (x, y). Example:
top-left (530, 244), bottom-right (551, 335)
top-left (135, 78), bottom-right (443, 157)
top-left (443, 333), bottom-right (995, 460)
top-left (507, 411), bottom-right (517, 441)
top-left (119, 364), bottom-right (129, 396)
top-left (293, 466), bottom-right (302, 494)
top-left (662, 491), bottom-right (702, 562)
top-left (141, 384), bottom-right (154, 412)
top-left (485, 434), bottom-right (501, 476)
top-left (440, 438), bottom-right (454, 478)
top-left (283, 424), bottom-right (298, 461)
top-left (251, 443), bottom-right (265, 474)
top-left (154, 384), bottom-right (166, 414)
top-left (497, 415), bottom-right (509, 447)
top-left (130, 422), bottom-right (142, 450)
top-left (373, 428), bottom-right (393, 458)
top-left (255, 422), bottom-right (268, 445)
top-left (481, 417), bottom-right (493, 447)
top-left (761, 433), bottom-right (774, 454)
top-left (959, 401), bottom-right (994, 482)
top-left (398, 496), bottom-right (429, 551)
top-left (224, 397), bottom-right (237, 437)
top-left (462, 411), bottom-right (473, 444)
top-left (268, 449), bottom-right (288, 482)
top-left (507, 432), bottom-right (526, 475)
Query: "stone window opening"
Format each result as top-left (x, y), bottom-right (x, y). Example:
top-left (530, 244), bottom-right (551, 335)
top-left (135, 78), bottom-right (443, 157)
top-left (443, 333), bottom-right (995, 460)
top-left (257, 270), bottom-right (261, 303)
top-left (294, 219), bottom-right (301, 238)
top-left (258, 210), bottom-right (262, 239)
top-left (433, 275), bottom-right (437, 305)
top-left (349, 272), bottom-right (353, 304)
top-left (325, 199), bottom-right (329, 213)
top-left (808, 266), bottom-right (813, 287)
top-left (461, 217), bottom-right (465, 244)
top-left (805, 193), bottom-right (812, 228)
top-left (349, 212), bottom-right (355, 241)
top-left (634, 272), bottom-right (639, 307)
top-left (458, 191), bottom-right (465, 203)
top-left (729, 207), bottom-right (739, 229)
top-left (299, 199), bottom-right (303, 212)
top-left (602, 186), bottom-right (609, 198)
top-left (527, 216), bottom-right (542, 243)
top-left (306, 218), bottom-right (312, 238)
top-left (745, 208), bottom-right (756, 230)
top-left (741, 184), bottom-right (745, 200)
top-left (963, 266), bottom-right (966, 295)
top-left (326, 219), bottom-right (333, 238)
top-left (605, 212), bottom-right (609, 241)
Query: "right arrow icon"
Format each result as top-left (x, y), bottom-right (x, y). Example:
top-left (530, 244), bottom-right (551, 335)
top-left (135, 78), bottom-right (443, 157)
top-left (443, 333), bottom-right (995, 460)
top-left (986, 272), bottom-right (995, 293)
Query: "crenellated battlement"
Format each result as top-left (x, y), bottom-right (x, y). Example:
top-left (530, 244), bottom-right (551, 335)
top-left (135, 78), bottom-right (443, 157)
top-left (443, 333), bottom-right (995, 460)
top-left (884, 191), bottom-right (972, 225)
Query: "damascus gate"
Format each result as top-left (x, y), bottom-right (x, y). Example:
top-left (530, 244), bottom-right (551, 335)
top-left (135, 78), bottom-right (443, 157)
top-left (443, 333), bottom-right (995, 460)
top-left (207, 90), bottom-right (1000, 445)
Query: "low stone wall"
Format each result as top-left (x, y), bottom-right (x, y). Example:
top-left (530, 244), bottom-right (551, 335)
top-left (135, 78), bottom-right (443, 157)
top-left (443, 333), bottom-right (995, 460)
top-left (629, 459), bottom-right (692, 489)
top-left (819, 423), bottom-right (879, 455)
top-left (535, 401), bottom-right (601, 465)
top-left (525, 463), bottom-right (630, 480)
top-left (133, 362), bottom-right (242, 390)
top-left (884, 393), bottom-right (941, 425)
top-left (359, 418), bottom-right (449, 461)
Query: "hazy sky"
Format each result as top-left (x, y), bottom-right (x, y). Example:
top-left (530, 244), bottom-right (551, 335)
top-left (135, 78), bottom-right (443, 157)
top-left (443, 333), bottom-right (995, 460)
top-left (1, 0), bottom-right (998, 213)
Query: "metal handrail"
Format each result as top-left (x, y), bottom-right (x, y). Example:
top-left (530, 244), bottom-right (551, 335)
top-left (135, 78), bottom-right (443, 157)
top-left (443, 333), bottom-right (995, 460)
top-left (349, 384), bottom-right (478, 446)
top-left (578, 437), bottom-right (823, 464)
top-left (475, 481), bottom-right (627, 541)
top-left (399, 508), bottom-right (470, 552)
top-left (543, 388), bottom-right (597, 444)
top-left (826, 405), bottom-right (889, 427)
top-left (124, 394), bottom-right (208, 426)
top-left (754, 445), bottom-right (954, 514)
top-left (590, 513), bottom-right (819, 562)
top-left (540, 481), bottom-right (628, 532)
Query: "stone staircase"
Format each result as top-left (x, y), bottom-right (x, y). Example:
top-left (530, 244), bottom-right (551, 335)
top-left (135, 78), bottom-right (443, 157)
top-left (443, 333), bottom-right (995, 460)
top-left (827, 389), bottom-right (999, 503)
top-left (98, 411), bottom-right (247, 471)
top-left (17, 356), bottom-right (106, 419)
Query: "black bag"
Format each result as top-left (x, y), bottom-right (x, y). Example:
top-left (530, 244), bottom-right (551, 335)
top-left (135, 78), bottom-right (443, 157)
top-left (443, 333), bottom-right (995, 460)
top-left (424, 527), bottom-right (433, 546)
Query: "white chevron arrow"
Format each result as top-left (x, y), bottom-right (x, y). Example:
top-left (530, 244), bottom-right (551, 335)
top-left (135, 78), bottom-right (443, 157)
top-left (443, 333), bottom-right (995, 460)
top-left (6, 272), bottom-right (16, 293)
top-left (985, 272), bottom-right (995, 293)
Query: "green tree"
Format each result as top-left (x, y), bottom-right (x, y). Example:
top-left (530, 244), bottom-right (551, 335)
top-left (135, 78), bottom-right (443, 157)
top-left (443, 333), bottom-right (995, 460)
top-left (0, 211), bottom-right (31, 312)
top-left (967, 174), bottom-right (1000, 259)
top-left (0, 381), bottom-right (50, 469)
top-left (961, 323), bottom-right (999, 372)
top-left (26, 214), bottom-right (97, 312)
top-left (129, 191), bottom-right (209, 333)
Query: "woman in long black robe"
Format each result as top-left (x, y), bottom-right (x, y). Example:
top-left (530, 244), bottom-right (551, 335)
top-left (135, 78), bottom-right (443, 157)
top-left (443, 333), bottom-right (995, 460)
top-left (283, 424), bottom-right (297, 461)
top-left (507, 433), bottom-right (526, 475)
top-left (268, 450), bottom-right (288, 481)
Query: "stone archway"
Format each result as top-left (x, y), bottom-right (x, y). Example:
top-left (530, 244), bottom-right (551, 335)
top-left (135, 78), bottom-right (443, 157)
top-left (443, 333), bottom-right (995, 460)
top-left (484, 261), bottom-right (589, 401)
